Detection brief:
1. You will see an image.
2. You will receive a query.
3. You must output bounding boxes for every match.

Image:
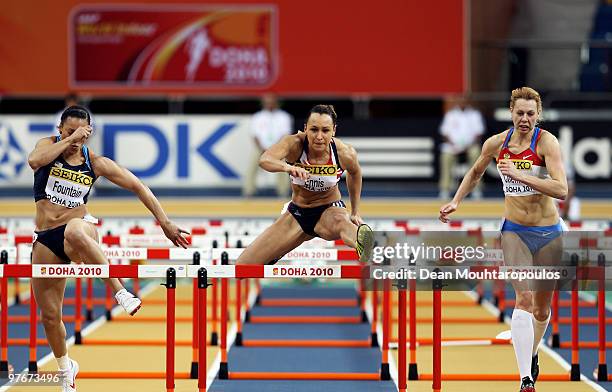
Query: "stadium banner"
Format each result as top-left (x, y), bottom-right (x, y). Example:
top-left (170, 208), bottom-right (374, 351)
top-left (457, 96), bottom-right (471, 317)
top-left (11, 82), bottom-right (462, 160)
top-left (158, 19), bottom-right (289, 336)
top-left (0, 116), bottom-right (608, 189)
top-left (70, 5), bottom-right (277, 88)
top-left (0, 115), bottom-right (257, 188)
top-left (0, 0), bottom-right (465, 95)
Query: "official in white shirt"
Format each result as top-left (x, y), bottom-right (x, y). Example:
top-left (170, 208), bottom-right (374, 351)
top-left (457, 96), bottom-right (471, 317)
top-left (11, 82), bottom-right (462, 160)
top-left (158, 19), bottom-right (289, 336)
top-left (242, 94), bottom-right (293, 197)
top-left (438, 95), bottom-right (485, 199)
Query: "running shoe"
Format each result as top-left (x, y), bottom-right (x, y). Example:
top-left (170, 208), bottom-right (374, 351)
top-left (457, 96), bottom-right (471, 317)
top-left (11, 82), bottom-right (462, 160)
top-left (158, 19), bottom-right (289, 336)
top-left (61, 358), bottom-right (79, 392)
top-left (356, 224), bottom-right (374, 263)
top-left (519, 376), bottom-right (535, 392)
top-left (115, 289), bottom-right (142, 316)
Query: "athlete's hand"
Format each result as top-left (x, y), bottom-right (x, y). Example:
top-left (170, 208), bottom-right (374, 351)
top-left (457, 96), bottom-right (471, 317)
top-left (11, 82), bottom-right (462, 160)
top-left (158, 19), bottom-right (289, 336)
top-left (350, 214), bottom-right (364, 226)
top-left (161, 221), bottom-right (190, 249)
top-left (439, 201), bottom-right (458, 223)
top-left (68, 126), bottom-right (92, 143)
top-left (497, 159), bottom-right (523, 181)
top-left (286, 165), bottom-right (309, 181)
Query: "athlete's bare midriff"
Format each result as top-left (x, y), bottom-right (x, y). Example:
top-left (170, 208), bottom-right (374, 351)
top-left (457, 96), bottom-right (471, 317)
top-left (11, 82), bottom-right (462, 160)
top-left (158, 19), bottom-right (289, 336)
top-left (290, 184), bottom-right (342, 208)
top-left (503, 194), bottom-right (558, 226)
top-left (35, 199), bottom-right (88, 231)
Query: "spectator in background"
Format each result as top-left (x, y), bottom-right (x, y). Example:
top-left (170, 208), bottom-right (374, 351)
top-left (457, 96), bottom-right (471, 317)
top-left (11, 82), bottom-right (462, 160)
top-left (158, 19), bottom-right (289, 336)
top-left (242, 94), bottom-right (293, 197)
top-left (438, 95), bottom-right (485, 199)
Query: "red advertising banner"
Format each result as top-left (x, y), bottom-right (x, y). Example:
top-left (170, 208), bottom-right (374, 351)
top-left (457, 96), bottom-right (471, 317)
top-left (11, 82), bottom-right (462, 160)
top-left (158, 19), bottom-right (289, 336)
top-left (71, 5), bottom-right (276, 87)
top-left (0, 0), bottom-right (465, 95)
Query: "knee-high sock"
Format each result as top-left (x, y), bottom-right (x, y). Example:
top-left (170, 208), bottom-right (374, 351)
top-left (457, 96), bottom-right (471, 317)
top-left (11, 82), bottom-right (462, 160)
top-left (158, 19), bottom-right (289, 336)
top-left (511, 309), bottom-right (535, 381)
top-left (56, 354), bottom-right (70, 370)
top-left (532, 312), bottom-right (551, 356)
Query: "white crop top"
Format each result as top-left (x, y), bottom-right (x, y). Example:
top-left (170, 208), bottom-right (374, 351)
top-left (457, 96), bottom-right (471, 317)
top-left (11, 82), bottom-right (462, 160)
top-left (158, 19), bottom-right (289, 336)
top-left (289, 138), bottom-right (344, 192)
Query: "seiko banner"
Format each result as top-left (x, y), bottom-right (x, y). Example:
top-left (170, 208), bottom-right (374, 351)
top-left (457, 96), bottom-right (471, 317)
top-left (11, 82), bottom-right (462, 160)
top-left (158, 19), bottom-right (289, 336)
top-left (0, 116), bottom-right (609, 188)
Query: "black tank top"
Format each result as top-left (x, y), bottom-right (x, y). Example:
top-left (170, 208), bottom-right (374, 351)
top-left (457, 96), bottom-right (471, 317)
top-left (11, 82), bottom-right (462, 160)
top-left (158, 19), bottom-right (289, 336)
top-left (33, 136), bottom-right (96, 208)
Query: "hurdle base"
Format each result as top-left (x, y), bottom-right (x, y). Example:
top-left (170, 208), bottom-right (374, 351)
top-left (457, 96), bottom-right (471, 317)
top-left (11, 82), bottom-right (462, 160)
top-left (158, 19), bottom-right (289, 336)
top-left (75, 331), bottom-right (82, 345)
top-left (408, 363), bottom-right (419, 380)
top-left (219, 362), bottom-right (228, 379)
top-left (28, 361), bottom-right (37, 373)
top-left (597, 364), bottom-right (608, 382)
top-left (497, 311), bottom-right (504, 323)
top-left (190, 362), bottom-right (198, 379)
top-left (370, 332), bottom-right (379, 347)
top-left (105, 309), bottom-right (112, 321)
top-left (210, 332), bottom-right (218, 346)
top-left (477, 295), bottom-right (483, 305)
top-left (570, 364), bottom-right (580, 381)
top-left (551, 333), bottom-right (560, 348)
top-left (380, 363), bottom-right (390, 380)
top-left (0, 361), bottom-right (8, 378)
top-left (245, 310), bottom-right (251, 322)
top-left (361, 310), bottom-right (368, 322)
top-left (235, 332), bottom-right (243, 346)
top-left (86, 309), bottom-right (93, 322)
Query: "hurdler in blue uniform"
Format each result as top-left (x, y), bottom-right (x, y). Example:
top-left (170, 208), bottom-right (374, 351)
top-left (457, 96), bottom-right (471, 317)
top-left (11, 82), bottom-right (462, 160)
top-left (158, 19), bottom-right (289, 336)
top-left (28, 106), bottom-right (190, 392)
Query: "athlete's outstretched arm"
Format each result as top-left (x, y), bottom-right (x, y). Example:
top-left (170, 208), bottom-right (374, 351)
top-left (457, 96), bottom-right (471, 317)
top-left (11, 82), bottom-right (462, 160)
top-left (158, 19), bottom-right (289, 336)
top-left (336, 140), bottom-right (363, 225)
top-left (498, 131), bottom-right (567, 200)
top-left (259, 134), bottom-right (308, 180)
top-left (28, 126), bottom-right (91, 170)
top-left (439, 134), bottom-right (502, 222)
top-left (91, 153), bottom-right (190, 248)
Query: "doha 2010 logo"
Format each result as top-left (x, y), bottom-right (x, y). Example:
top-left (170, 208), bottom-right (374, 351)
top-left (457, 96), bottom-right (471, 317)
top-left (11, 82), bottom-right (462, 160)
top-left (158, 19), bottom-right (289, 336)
top-left (0, 123), bottom-right (27, 181)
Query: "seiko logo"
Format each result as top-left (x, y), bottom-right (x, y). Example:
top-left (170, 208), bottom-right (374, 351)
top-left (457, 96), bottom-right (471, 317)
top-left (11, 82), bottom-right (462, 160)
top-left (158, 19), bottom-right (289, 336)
top-left (50, 167), bottom-right (93, 186)
top-left (511, 160), bottom-right (532, 170)
top-left (293, 164), bottom-right (338, 176)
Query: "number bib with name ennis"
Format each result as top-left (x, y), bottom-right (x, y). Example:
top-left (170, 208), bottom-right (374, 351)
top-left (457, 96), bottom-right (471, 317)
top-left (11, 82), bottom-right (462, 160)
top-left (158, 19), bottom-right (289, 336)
top-left (497, 127), bottom-right (549, 197)
top-left (33, 136), bottom-right (96, 208)
top-left (289, 138), bottom-right (344, 192)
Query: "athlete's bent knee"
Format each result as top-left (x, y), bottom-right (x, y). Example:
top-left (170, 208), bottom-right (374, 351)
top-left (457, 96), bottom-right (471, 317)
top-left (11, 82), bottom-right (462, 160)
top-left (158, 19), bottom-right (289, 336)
top-left (533, 306), bottom-right (550, 321)
top-left (40, 309), bottom-right (62, 329)
top-left (515, 291), bottom-right (533, 310)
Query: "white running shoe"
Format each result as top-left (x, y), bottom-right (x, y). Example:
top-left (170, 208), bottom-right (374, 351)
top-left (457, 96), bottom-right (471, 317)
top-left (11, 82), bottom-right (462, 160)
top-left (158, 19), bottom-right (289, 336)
top-left (114, 289), bottom-right (142, 316)
top-left (61, 358), bottom-right (79, 392)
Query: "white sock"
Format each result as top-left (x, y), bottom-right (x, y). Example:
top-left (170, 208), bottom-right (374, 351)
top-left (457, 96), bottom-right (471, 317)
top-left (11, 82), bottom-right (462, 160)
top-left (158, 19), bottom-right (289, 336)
top-left (56, 354), bottom-right (70, 370)
top-left (532, 312), bottom-right (551, 356)
top-left (511, 309), bottom-right (534, 381)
